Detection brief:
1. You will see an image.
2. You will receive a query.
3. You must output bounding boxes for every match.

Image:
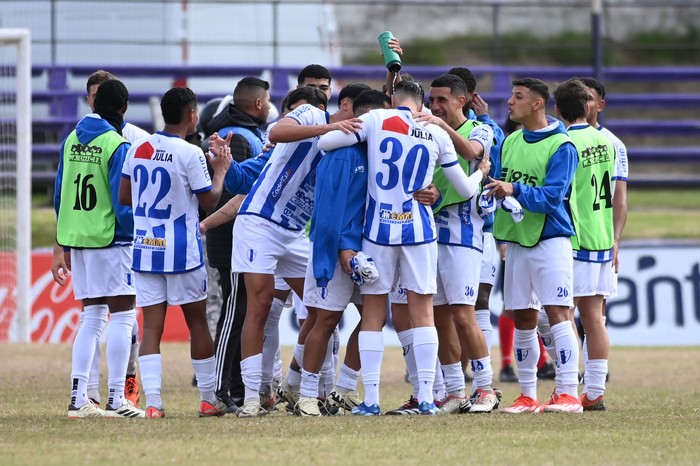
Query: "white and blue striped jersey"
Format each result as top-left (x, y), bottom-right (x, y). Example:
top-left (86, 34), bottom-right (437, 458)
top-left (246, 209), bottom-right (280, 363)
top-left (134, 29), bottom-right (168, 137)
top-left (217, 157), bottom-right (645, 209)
top-left (599, 125), bottom-right (628, 197)
top-left (354, 107), bottom-right (459, 246)
top-left (122, 132), bottom-right (211, 273)
top-left (435, 159), bottom-right (485, 251)
top-left (239, 104), bottom-right (329, 231)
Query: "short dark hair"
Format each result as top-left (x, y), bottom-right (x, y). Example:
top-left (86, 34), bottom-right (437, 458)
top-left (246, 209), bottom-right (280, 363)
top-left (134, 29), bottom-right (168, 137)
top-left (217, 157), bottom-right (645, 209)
top-left (448, 67), bottom-right (477, 93)
top-left (161, 87), bottom-right (198, 125)
top-left (430, 73), bottom-right (468, 97)
top-left (94, 79), bottom-right (128, 113)
top-left (233, 76), bottom-right (270, 109)
top-left (352, 90), bottom-right (390, 115)
top-left (394, 79), bottom-right (425, 106)
top-left (337, 82), bottom-right (372, 107)
top-left (553, 78), bottom-right (589, 122)
top-left (86, 70), bottom-right (116, 94)
top-left (512, 77), bottom-right (550, 105)
top-left (286, 86), bottom-right (328, 110)
top-left (296, 64), bottom-right (332, 85)
top-left (579, 76), bottom-right (606, 99)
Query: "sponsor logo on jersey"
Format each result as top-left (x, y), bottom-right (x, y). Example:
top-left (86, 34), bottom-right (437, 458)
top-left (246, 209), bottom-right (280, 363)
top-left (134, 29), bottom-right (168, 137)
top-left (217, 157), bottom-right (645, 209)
top-left (354, 165), bottom-right (366, 174)
top-left (580, 144), bottom-right (611, 168)
top-left (379, 209), bottom-right (413, 224)
top-left (69, 144), bottom-right (103, 164)
top-left (134, 235), bottom-right (167, 250)
top-left (515, 348), bottom-right (529, 362)
top-left (271, 168), bottom-right (292, 199)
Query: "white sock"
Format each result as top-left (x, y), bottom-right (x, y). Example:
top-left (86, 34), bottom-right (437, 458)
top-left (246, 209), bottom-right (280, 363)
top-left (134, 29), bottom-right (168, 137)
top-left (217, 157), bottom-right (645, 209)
top-left (433, 358), bottom-right (446, 402)
top-left (73, 305), bottom-right (108, 407)
top-left (335, 363), bottom-right (359, 393)
top-left (537, 309), bottom-right (557, 361)
top-left (300, 369), bottom-right (321, 398)
top-left (81, 308), bottom-right (106, 404)
top-left (139, 353), bottom-right (163, 409)
top-left (106, 309), bottom-right (136, 408)
top-left (332, 327), bottom-right (340, 373)
top-left (292, 343), bottom-right (305, 376)
top-left (261, 298), bottom-right (283, 387)
top-left (397, 329), bottom-right (419, 398)
top-left (285, 367), bottom-right (301, 388)
top-left (412, 326), bottom-right (438, 405)
top-left (192, 356), bottom-right (218, 404)
top-left (441, 362), bottom-right (465, 395)
top-left (514, 328), bottom-right (540, 400)
top-left (359, 331), bottom-right (384, 407)
top-left (241, 353), bottom-right (263, 402)
top-left (319, 334), bottom-right (335, 398)
top-left (273, 347), bottom-right (283, 384)
top-left (127, 318), bottom-right (140, 376)
top-left (471, 356), bottom-right (494, 390)
top-left (475, 309), bottom-right (493, 353)
top-left (551, 321), bottom-right (580, 397)
top-left (586, 359), bottom-right (608, 400)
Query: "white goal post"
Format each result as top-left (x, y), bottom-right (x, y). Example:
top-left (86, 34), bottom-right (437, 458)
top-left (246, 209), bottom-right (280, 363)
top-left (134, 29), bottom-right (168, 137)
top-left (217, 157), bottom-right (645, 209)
top-left (0, 29), bottom-right (31, 343)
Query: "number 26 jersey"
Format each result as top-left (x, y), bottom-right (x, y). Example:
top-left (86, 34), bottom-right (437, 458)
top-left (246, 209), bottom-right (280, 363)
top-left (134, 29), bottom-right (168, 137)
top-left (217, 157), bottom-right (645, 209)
top-left (122, 132), bottom-right (212, 273)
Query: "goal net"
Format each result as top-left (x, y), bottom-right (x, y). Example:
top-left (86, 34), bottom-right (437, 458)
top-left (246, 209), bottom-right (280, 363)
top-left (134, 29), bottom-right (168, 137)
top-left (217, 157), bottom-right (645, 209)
top-left (0, 29), bottom-right (31, 343)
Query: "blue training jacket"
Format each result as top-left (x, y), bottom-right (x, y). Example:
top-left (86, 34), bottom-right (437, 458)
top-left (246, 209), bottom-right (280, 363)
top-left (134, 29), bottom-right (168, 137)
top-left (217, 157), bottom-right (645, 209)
top-left (492, 116), bottom-right (578, 240)
top-left (54, 115), bottom-right (134, 244)
top-left (224, 149), bottom-right (272, 195)
top-left (310, 143), bottom-right (368, 288)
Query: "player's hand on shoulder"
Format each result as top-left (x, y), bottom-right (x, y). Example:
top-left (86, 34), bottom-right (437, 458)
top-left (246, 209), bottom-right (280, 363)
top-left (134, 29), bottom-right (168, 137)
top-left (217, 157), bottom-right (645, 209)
top-left (261, 142), bottom-right (275, 155)
top-left (331, 118), bottom-right (362, 134)
top-left (412, 112), bottom-right (442, 128)
top-left (414, 183), bottom-right (440, 206)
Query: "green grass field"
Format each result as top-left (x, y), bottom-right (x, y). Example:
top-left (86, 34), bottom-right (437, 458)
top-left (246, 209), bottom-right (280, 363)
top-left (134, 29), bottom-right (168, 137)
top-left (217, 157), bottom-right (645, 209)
top-left (1, 344), bottom-right (699, 465)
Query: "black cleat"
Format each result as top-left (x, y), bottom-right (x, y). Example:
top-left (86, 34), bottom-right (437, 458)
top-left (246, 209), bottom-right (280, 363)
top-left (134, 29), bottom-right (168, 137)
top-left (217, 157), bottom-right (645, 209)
top-left (499, 364), bottom-right (518, 383)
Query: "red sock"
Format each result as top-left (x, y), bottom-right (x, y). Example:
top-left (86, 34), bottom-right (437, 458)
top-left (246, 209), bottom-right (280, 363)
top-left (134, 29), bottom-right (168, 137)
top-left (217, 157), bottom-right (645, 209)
top-left (537, 335), bottom-right (548, 369)
top-left (498, 314), bottom-right (514, 366)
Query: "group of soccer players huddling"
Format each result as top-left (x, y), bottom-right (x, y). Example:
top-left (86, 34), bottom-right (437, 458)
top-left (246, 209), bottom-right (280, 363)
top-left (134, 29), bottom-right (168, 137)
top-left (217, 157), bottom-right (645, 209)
top-left (54, 37), bottom-right (626, 419)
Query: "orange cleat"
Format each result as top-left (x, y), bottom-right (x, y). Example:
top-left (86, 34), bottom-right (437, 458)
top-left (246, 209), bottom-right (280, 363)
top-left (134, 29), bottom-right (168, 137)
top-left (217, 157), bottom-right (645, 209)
top-left (124, 375), bottom-right (140, 406)
top-left (198, 399), bottom-right (227, 417)
top-left (145, 406), bottom-right (165, 419)
top-left (501, 394), bottom-right (540, 414)
top-left (580, 392), bottom-right (606, 411)
top-left (541, 392), bottom-right (583, 413)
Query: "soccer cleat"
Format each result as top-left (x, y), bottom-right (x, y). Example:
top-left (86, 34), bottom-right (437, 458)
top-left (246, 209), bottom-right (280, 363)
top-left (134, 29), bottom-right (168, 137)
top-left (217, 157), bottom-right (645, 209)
top-left (351, 402), bottom-right (381, 416)
top-left (537, 361), bottom-right (556, 380)
top-left (198, 399), bottom-right (227, 417)
top-left (105, 400), bottom-right (146, 418)
top-left (327, 390), bottom-right (361, 413)
top-left (501, 394), bottom-right (540, 414)
top-left (259, 388), bottom-right (277, 412)
top-left (499, 365), bottom-right (518, 383)
top-left (318, 399), bottom-right (340, 416)
top-left (580, 393), bottom-right (606, 411)
top-left (89, 398), bottom-right (101, 408)
top-left (469, 389), bottom-right (499, 413)
top-left (215, 393), bottom-right (240, 414)
top-left (541, 392), bottom-right (583, 413)
top-left (68, 399), bottom-right (104, 419)
top-left (124, 375), bottom-right (140, 406)
top-left (236, 399), bottom-right (267, 418)
top-left (418, 401), bottom-right (439, 415)
top-left (145, 406), bottom-right (165, 419)
top-left (276, 379), bottom-right (299, 407)
top-left (295, 396), bottom-right (321, 417)
top-left (385, 395), bottom-right (420, 415)
top-left (438, 393), bottom-right (467, 415)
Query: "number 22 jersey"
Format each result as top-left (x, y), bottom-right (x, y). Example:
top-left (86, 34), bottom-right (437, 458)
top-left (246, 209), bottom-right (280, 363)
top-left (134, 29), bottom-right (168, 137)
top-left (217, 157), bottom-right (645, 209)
top-left (353, 107), bottom-right (460, 246)
top-left (122, 132), bottom-right (212, 273)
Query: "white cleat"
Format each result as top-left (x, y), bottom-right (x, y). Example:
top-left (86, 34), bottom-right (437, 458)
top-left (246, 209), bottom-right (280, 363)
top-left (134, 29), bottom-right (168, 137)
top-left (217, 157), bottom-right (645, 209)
top-left (469, 389), bottom-right (499, 413)
top-left (104, 400), bottom-right (146, 418)
top-left (295, 396), bottom-right (322, 417)
top-left (67, 399), bottom-right (105, 419)
top-left (327, 390), bottom-right (361, 413)
top-left (236, 398), bottom-right (267, 418)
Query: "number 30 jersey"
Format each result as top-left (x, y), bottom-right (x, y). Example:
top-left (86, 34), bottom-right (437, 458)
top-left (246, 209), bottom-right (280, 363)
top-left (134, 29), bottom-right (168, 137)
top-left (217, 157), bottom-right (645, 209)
top-left (354, 107), bottom-right (459, 246)
top-left (122, 132), bottom-right (212, 273)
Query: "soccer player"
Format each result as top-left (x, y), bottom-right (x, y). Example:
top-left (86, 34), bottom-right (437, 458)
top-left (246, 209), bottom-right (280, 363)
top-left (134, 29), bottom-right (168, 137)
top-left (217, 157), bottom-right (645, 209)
top-left (119, 87), bottom-right (232, 418)
top-left (318, 80), bottom-right (490, 415)
top-left (486, 77), bottom-right (582, 414)
top-left (296, 89), bottom-right (392, 417)
top-left (214, 85), bottom-right (361, 418)
top-left (297, 64), bottom-right (333, 101)
top-left (54, 79), bottom-right (145, 418)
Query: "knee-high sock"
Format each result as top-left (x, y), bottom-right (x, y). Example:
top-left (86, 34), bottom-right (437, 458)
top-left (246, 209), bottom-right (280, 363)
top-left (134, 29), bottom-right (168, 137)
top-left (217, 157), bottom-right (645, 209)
top-left (319, 333), bottom-right (336, 398)
top-left (413, 326), bottom-right (439, 405)
top-left (441, 362), bottom-right (465, 395)
top-left (192, 356), bottom-right (217, 404)
top-left (82, 309), bottom-right (104, 403)
top-left (585, 359), bottom-right (607, 399)
top-left (139, 353), bottom-right (162, 409)
top-left (335, 363), bottom-right (360, 393)
top-left (106, 309), bottom-right (135, 408)
top-left (475, 309), bottom-right (493, 353)
top-left (359, 331), bottom-right (384, 407)
top-left (261, 298), bottom-right (283, 388)
top-left (300, 368), bottom-right (320, 399)
top-left (397, 329), bottom-right (419, 398)
top-left (127, 318), bottom-right (140, 375)
top-left (514, 328), bottom-right (540, 400)
top-left (241, 353), bottom-right (263, 402)
top-left (551, 321), bottom-right (580, 397)
top-left (71, 305), bottom-right (108, 407)
top-left (471, 356), bottom-right (494, 390)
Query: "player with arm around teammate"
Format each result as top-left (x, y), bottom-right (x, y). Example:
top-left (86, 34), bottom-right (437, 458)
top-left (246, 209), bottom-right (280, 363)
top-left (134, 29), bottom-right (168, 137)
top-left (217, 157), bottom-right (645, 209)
top-left (119, 87), bottom-right (232, 418)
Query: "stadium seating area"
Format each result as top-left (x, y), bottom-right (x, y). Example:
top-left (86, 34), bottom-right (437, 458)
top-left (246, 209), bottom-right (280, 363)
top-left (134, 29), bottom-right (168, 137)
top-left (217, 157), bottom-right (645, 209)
top-left (13, 65), bottom-right (700, 190)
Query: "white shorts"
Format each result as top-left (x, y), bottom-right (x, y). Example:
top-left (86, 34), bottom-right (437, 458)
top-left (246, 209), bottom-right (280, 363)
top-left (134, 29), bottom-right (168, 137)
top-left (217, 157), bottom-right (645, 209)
top-left (479, 232), bottom-right (500, 286)
top-left (390, 281), bottom-right (408, 304)
top-left (434, 245), bottom-right (482, 306)
top-left (274, 275), bottom-right (291, 291)
top-left (573, 260), bottom-right (613, 297)
top-left (504, 237), bottom-right (573, 310)
top-left (303, 246), bottom-right (362, 312)
top-left (293, 292), bottom-right (308, 320)
top-left (232, 215), bottom-right (308, 278)
top-left (608, 271), bottom-right (619, 299)
top-left (71, 245), bottom-right (135, 300)
top-left (360, 239), bottom-right (437, 295)
top-left (135, 266), bottom-right (208, 307)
